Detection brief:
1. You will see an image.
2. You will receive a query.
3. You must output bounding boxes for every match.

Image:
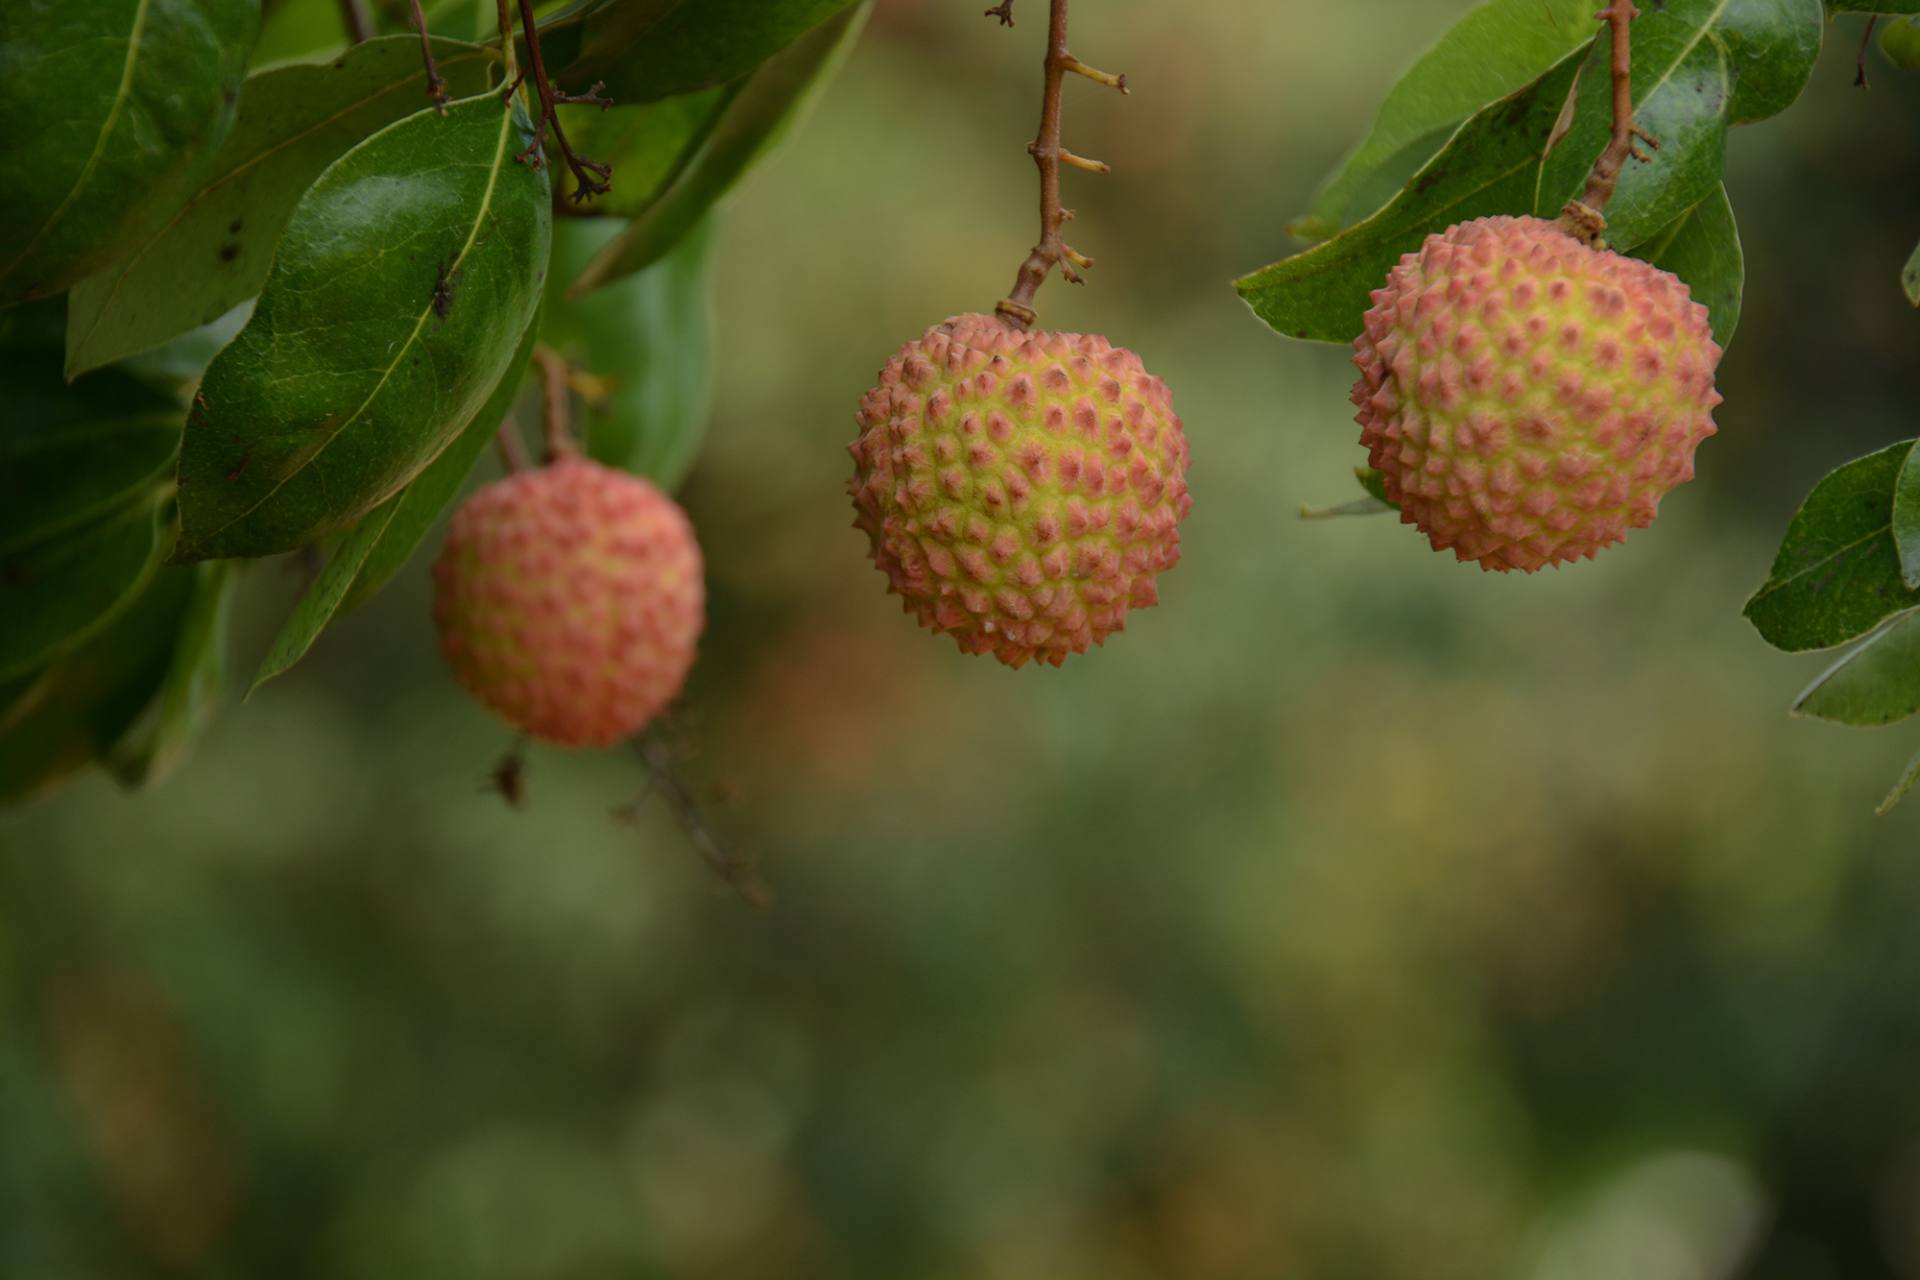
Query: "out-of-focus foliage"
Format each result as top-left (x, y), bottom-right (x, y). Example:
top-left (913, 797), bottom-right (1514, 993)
top-left (6, 3), bottom-right (1920, 1277)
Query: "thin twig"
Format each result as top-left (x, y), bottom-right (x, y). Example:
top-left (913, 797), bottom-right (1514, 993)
top-left (1857, 16), bottom-right (1880, 89)
top-left (532, 345), bottom-right (578, 459)
top-left (623, 737), bottom-right (774, 911)
top-left (406, 0), bottom-right (449, 112)
top-left (338, 0), bottom-right (373, 44)
top-left (513, 0), bottom-right (614, 201)
top-left (985, 0), bottom-right (1015, 24)
top-left (993, 0), bottom-right (1125, 328)
top-left (1558, 1), bottom-right (1657, 244)
top-left (495, 0), bottom-right (519, 90)
top-left (494, 415), bottom-right (531, 472)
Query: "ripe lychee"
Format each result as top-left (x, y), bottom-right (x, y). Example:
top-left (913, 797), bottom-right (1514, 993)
top-left (433, 456), bottom-right (703, 747)
top-left (848, 313), bottom-right (1192, 667)
top-left (1351, 215), bottom-right (1723, 572)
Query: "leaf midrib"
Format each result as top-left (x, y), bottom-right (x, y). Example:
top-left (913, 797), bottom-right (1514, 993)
top-left (196, 102), bottom-right (518, 548)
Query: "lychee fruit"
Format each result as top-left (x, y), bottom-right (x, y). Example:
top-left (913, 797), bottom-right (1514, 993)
top-left (1351, 215), bottom-right (1723, 572)
top-left (433, 455), bottom-right (703, 747)
top-left (847, 313), bottom-right (1193, 667)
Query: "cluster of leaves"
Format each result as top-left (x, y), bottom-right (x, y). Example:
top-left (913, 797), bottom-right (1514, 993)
top-left (1237, 0), bottom-right (1920, 809)
top-left (0, 0), bottom-right (870, 805)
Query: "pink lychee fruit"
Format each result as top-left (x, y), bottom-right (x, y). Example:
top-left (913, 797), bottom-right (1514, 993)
top-left (1352, 215), bottom-right (1723, 572)
top-left (433, 455), bottom-right (703, 747)
top-left (847, 313), bottom-right (1193, 668)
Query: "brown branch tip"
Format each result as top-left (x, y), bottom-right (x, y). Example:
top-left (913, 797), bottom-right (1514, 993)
top-left (508, 0), bottom-right (615, 203)
top-left (994, 0), bottom-right (1128, 329)
top-left (1558, 1), bottom-right (1659, 245)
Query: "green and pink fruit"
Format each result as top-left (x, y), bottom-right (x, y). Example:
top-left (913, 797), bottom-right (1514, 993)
top-left (848, 313), bottom-right (1192, 668)
top-left (433, 456), bottom-right (703, 747)
top-left (1352, 215), bottom-right (1723, 572)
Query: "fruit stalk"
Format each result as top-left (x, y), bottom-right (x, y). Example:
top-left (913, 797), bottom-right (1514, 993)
top-left (993, 0), bottom-right (1126, 328)
top-left (1558, 1), bottom-right (1657, 244)
top-left (533, 344), bottom-right (578, 460)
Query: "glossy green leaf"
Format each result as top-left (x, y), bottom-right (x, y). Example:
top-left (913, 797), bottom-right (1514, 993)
top-left (544, 0), bottom-right (859, 104)
top-left (0, 497), bottom-right (170, 683)
top-left (106, 561), bottom-right (234, 785)
top-left (1745, 440), bottom-right (1920, 653)
top-left (546, 218), bottom-right (713, 485)
top-left (553, 86), bottom-right (730, 211)
top-left (0, 561), bottom-right (207, 805)
top-left (1634, 184), bottom-right (1744, 347)
top-left (251, 501), bottom-right (401, 693)
top-left (1794, 609), bottom-right (1920, 726)
top-left (1294, 0), bottom-right (1595, 241)
top-left (175, 92), bottom-right (551, 562)
top-left (66, 35), bottom-right (497, 378)
top-left (0, 0), bottom-right (261, 305)
top-left (0, 413), bottom-right (180, 554)
top-left (1237, 0), bottom-right (1823, 344)
top-left (1894, 440), bottom-right (1920, 589)
top-left (568, 1), bottom-right (869, 296)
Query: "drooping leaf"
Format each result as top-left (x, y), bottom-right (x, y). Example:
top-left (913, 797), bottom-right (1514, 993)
top-left (0, 414), bottom-right (180, 554)
top-left (1793, 609), bottom-right (1920, 726)
top-left (0, 561), bottom-right (208, 806)
top-left (542, 0), bottom-right (859, 105)
top-left (553, 86), bottom-right (731, 211)
top-left (1295, 0), bottom-right (1596, 241)
top-left (250, 501), bottom-right (402, 693)
top-left (1634, 184), bottom-right (1744, 347)
top-left (175, 92), bottom-right (551, 562)
top-left (568, 0), bottom-right (870, 296)
top-left (335, 301), bottom-right (541, 615)
top-left (106, 561), bottom-right (235, 785)
top-left (1237, 0), bottom-right (1823, 344)
top-left (0, 0), bottom-right (261, 305)
top-left (1745, 440), bottom-right (1920, 653)
top-left (66, 35), bottom-right (498, 377)
top-left (0, 497), bottom-right (170, 683)
top-left (1895, 440), bottom-right (1920, 589)
top-left (546, 218), bottom-right (713, 485)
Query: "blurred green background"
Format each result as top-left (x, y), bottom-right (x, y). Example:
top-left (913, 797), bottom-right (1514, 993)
top-left (7, 2), bottom-right (1920, 1276)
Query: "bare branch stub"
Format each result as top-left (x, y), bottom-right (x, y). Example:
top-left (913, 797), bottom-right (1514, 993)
top-left (985, 0), bottom-right (1016, 25)
top-left (511, 0), bottom-right (614, 203)
top-left (406, 0), bottom-right (449, 112)
top-left (1557, 1), bottom-right (1658, 245)
top-left (993, 0), bottom-right (1127, 329)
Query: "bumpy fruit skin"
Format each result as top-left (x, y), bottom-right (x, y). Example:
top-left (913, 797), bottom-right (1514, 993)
top-left (1352, 215), bottom-right (1723, 572)
top-left (433, 456), bottom-right (703, 747)
top-left (848, 313), bottom-right (1192, 668)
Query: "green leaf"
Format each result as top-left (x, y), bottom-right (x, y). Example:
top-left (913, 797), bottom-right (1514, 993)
top-left (1836, 2), bottom-right (1920, 15)
top-left (0, 0), bottom-right (261, 305)
top-left (1877, 746), bottom-right (1920, 817)
top-left (1356, 467), bottom-right (1393, 506)
top-left (1237, 0), bottom-right (1823, 344)
top-left (1895, 440), bottom-right (1920, 590)
top-left (0, 561), bottom-right (208, 805)
top-left (1903, 238), bottom-right (1920, 306)
top-left (546, 218), bottom-right (713, 485)
top-left (1633, 184), bottom-right (1744, 347)
top-left (106, 561), bottom-right (235, 785)
top-left (0, 497), bottom-right (170, 683)
top-left (567, 0), bottom-right (869, 296)
top-left (175, 91), bottom-right (551, 561)
top-left (334, 306), bottom-right (541, 615)
top-left (1745, 440), bottom-right (1920, 653)
top-left (1296, 0), bottom-right (1596, 240)
top-left (1793, 609), bottom-right (1920, 726)
top-left (250, 501), bottom-right (401, 692)
top-left (65, 35), bottom-right (498, 378)
top-left (0, 413), bottom-right (180, 554)
top-left (545, 0), bottom-right (859, 105)
top-left (553, 86), bottom-right (730, 211)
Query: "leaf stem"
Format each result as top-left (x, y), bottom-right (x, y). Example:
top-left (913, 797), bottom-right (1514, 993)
top-left (495, 0), bottom-right (518, 88)
top-left (513, 0), bottom-right (614, 202)
top-left (338, 0), bottom-right (373, 44)
top-left (992, 0), bottom-right (1125, 329)
top-left (533, 345), bottom-right (578, 460)
top-left (406, 0), bottom-right (449, 113)
top-left (1557, 1), bottom-right (1657, 244)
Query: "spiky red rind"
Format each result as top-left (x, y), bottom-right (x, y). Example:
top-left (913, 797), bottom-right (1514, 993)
top-left (847, 313), bottom-right (1193, 667)
top-left (433, 457), bottom-right (704, 747)
top-left (1351, 215), bottom-right (1724, 572)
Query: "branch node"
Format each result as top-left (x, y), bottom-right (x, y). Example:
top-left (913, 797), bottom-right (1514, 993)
top-left (985, 0), bottom-right (1016, 25)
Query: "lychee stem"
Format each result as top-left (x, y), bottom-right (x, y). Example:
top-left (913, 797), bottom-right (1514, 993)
top-left (991, 0), bottom-right (1125, 329)
top-left (494, 415), bottom-right (531, 473)
top-left (533, 345), bottom-right (579, 460)
top-left (1557, 1), bottom-right (1659, 245)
